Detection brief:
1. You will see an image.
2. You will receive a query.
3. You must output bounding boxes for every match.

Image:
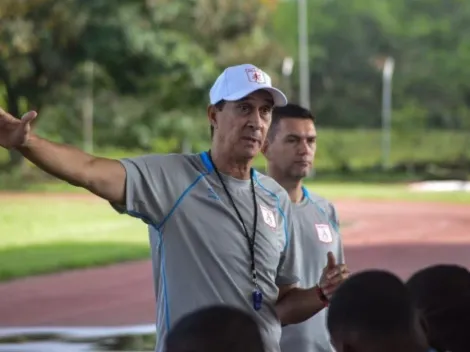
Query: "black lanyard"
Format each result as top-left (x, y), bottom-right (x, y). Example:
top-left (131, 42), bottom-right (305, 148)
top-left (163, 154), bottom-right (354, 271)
top-left (208, 150), bottom-right (263, 311)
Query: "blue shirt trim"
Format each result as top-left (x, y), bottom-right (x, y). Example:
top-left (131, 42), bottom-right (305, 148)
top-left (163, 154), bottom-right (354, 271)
top-left (123, 212), bottom-right (172, 335)
top-left (302, 186), bottom-right (340, 233)
top-left (200, 151), bottom-right (214, 172)
top-left (155, 174), bottom-right (206, 230)
top-left (123, 152), bottom-right (213, 337)
top-left (157, 229), bottom-right (170, 335)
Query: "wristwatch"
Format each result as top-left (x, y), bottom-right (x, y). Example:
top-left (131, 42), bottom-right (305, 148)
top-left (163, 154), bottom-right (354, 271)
top-left (316, 285), bottom-right (329, 307)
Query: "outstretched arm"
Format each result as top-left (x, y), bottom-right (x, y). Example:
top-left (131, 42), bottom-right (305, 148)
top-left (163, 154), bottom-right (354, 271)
top-left (1, 109), bottom-right (126, 204)
top-left (18, 134), bottom-right (126, 204)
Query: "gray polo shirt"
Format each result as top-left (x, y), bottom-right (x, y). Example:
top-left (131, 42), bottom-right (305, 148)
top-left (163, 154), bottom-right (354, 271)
top-left (112, 151), bottom-right (300, 352)
top-left (280, 187), bottom-right (345, 352)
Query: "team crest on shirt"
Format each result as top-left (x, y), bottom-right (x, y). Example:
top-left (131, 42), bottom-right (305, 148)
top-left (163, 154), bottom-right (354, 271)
top-left (260, 205), bottom-right (277, 229)
top-left (315, 224), bottom-right (333, 243)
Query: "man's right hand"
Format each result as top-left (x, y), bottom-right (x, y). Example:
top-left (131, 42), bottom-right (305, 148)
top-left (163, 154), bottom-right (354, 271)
top-left (319, 252), bottom-right (350, 300)
top-left (0, 108), bottom-right (37, 149)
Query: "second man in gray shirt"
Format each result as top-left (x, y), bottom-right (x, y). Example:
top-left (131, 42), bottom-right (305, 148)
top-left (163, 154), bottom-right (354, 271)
top-left (263, 103), bottom-right (350, 352)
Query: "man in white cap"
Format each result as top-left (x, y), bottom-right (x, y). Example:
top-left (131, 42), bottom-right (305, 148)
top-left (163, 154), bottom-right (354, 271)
top-left (0, 64), bottom-right (339, 352)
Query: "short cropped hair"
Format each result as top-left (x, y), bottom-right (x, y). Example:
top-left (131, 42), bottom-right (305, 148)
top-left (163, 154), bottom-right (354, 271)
top-left (165, 305), bottom-right (265, 352)
top-left (406, 264), bottom-right (470, 352)
top-left (268, 103), bottom-right (315, 141)
top-left (327, 270), bottom-right (419, 348)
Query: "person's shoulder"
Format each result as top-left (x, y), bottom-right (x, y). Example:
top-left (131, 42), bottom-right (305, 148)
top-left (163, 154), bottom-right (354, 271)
top-left (121, 152), bottom-right (192, 162)
top-left (254, 171), bottom-right (290, 202)
top-left (121, 152), bottom-right (202, 167)
top-left (305, 189), bottom-right (332, 209)
top-left (304, 188), bottom-right (340, 226)
top-left (119, 153), bottom-right (211, 178)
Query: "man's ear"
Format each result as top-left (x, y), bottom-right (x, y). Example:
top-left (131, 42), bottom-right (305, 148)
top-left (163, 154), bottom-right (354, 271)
top-left (207, 104), bottom-right (217, 131)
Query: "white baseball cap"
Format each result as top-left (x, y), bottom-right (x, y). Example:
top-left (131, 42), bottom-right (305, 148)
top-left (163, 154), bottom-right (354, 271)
top-left (209, 64), bottom-right (288, 107)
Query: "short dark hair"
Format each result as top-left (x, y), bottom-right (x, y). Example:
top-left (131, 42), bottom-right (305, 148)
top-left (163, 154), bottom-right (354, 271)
top-left (267, 103), bottom-right (315, 141)
top-left (406, 264), bottom-right (470, 352)
top-left (165, 305), bottom-right (265, 352)
top-left (210, 100), bottom-right (226, 138)
top-left (327, 270), bottom-right (422, 350)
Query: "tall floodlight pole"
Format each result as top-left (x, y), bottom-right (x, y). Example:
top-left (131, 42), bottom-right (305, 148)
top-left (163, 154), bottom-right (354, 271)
top-left (83, 61), bottom-right (94, 154)
top-left (381, 57), bottom-right (395, 170)
top-left (282, 56), bottom-right (294, 99)
top-left (298, 0), bottom-right (310, 109)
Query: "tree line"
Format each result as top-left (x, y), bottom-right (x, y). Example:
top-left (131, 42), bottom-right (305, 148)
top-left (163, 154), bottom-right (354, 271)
top-left (1, 0), bottom-right (469, 175)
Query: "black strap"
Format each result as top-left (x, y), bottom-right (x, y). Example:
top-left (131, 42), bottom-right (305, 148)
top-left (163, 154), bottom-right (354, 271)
top-left (208, 150), bottom-right (259, 286)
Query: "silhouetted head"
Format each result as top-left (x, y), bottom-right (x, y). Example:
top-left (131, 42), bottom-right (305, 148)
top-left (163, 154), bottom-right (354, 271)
top-left (406, 264), bottom-right (470, 352)
top-left (165, 305), bottom-right (265, 352)
top-left (327, 270), bottom-right (428, 352)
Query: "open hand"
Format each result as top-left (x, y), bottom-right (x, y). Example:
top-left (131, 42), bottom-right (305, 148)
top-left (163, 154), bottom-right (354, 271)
top-left (318, 252), bottom-right (350, 300)
top-left (0, 108), bottom-right (37, 149)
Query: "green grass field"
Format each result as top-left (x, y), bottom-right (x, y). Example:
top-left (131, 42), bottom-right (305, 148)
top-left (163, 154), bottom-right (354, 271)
top-left (1, 182), bottom-right (469, 282)
top-left (0, 196), bottom-right (149, 281)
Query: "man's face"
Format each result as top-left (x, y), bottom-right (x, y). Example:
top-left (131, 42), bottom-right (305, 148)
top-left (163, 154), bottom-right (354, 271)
top-left (264, 118), bottom-right (316, 180)
top-left (210, 90), bottom-right (274, 160)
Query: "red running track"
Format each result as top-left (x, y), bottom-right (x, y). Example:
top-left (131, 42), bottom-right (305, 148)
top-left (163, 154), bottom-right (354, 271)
top-left (1, 199), bottom-right (469, 326)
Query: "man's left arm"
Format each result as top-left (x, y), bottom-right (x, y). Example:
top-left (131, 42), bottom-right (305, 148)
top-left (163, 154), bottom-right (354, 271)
top-left (276, 284), bottom-right (326, 326)
top-left (274, 200), bottom-right (326, 326)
